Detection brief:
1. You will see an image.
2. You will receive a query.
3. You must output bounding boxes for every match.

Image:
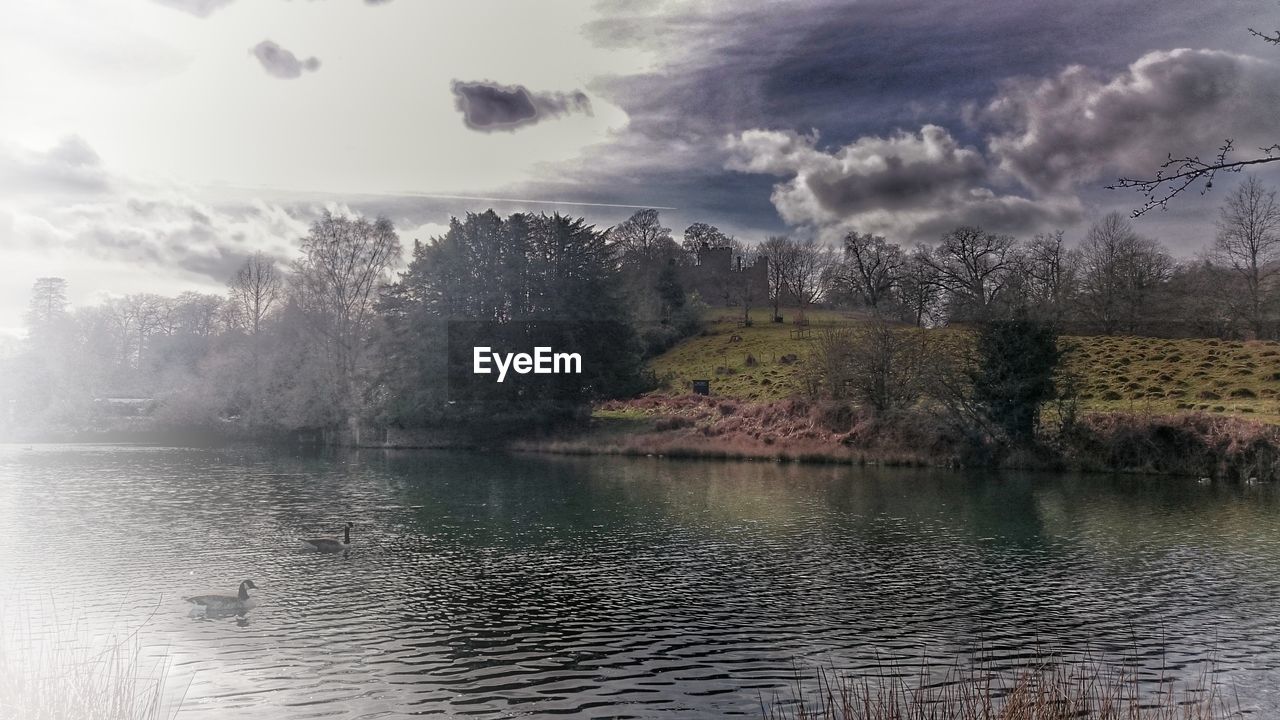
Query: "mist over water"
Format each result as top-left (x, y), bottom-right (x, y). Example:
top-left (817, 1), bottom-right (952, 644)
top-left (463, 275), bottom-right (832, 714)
top-left (2, 444), bottom-right (1279, 718)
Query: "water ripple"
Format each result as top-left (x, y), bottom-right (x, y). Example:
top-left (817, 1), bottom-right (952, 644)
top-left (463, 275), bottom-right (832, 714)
top-left (2, 445), bottom-right (1280, 717)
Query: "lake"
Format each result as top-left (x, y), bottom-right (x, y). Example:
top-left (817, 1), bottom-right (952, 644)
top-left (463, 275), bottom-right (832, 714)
top-left (2, 444), bottom-right (1279, 718)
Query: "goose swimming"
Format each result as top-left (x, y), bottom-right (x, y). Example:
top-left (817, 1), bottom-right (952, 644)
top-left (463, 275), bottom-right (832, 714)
top-left (301, 522), bottom-right (353, 553)
top-left (186, 580), bottom-right (258, 617)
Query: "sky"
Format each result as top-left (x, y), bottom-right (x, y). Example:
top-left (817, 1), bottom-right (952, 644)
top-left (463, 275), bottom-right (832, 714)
top-left (2, 0), bottom-right (1280, 334)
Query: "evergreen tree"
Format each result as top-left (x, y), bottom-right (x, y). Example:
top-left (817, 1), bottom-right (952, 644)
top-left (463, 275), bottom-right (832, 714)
top-left (970, 316), bottom-right (1061, 444)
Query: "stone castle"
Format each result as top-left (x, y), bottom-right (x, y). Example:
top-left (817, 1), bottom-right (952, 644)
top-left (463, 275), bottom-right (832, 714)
top-left (681, 246), bottom-right (770, 307)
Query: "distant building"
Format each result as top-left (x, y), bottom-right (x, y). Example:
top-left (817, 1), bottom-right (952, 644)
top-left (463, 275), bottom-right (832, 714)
top-left (681, 245), bottom-right (769, 308)
top-left (93, 397), bottom-right (155, 418)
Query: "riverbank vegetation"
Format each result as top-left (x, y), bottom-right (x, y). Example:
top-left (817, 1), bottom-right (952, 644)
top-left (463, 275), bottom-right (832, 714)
top-left (1, 177), bottom-right (1278, 481)
top-left (0, 605), bottom-right (179, 720)
top-left (519, 396), bottom-right (1280, 482)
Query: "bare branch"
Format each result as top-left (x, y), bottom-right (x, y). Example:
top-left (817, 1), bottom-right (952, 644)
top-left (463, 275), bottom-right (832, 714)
top-left (1248, 27), bottom-right (1280, 44)
top-left (1107, 140), bottom-right (1280, 217)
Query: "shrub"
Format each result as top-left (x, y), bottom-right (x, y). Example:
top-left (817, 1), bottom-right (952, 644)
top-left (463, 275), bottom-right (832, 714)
top-left (970, 317), bottom-right (1061, 445)
top-left (1072, 412), bottom-right (1280, 482)
top-left (652, 416), bottom-right (694, 431)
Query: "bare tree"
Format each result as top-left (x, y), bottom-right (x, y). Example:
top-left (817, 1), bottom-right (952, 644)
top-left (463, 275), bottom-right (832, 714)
top-left (294, 211), bottom-right (402, 428)
top-left (898, 245), bottom-right (943, 326)
top-left (783, 237), bottom-right (836, 323)
top-left (1076, 215), bottom-right (1129, 334)
top-left (839, 231), bottom-right (903, 312)
top-left (759, 235), bottom-right (797, 321)
top-left (609, 209), bottom-right (683, 321)
top-left (844, 317), bottom-right (926, 412)
top-left (103, 293), bottom-right (169, 369)
top-left (611, 209), bottom-right (675, 267)
top-left (1077, 213), bottom-right (1172, 334)
top-left (1018, 230), bottom-right (1079, 322)
top-left (172, 292), bottom-right (225, 338)
top-left (682, 222), bottom-right (733, 260)
top-left (228, 252), bottom-right (282, 336)
top-left (1213, 175), bottom-right (1280, 337)
top-left (1165, 260), bottom-right (1237, 339)
top-left (922, 226), bottom-right (1016, 322)
top-left (728, 243), bottom-right (762, 325)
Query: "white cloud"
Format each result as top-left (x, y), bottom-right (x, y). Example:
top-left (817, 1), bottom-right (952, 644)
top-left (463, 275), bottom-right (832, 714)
top-left (726, 48), bottom-right (1280, 243)
top-left (0, 136), bottom-right (111, 196)
top-left (985, 48), bottom-right (1280, 193)
top-left (726, 125), bottom-right (1080, 241)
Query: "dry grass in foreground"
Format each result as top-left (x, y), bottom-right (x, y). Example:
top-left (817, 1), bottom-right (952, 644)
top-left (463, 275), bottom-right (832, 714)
top-left (573, 395), bottom-right (1280, 480)
top-left (761, 656), bottom-right (1243, 720)
top-left (0, 603), bottom-right (182, 720)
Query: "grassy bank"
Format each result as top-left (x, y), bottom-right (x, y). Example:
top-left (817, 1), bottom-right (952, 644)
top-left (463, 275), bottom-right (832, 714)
top-left (511, 395), bottom-right (1280, 481)
top-left (649, 309), bottom-right (1280, 424)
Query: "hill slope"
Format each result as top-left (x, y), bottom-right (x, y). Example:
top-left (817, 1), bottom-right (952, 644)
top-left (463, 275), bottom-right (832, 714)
top-left (646, 308), bottom-right (1280, 423)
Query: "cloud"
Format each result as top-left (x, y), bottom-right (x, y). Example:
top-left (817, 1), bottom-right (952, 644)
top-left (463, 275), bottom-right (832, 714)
top-left (451, 80), bottom-right (592, 132)
top-left (535, 0), bottom-right (1277, 248)
top-left (726, 125), bottom-right (1080, 242)
top-left (153, 0), bottom-right (391, 16)
top-left (583, 0), bottom-right (1263, 148)
top-left (0, 136), bottom-right (309, 284)
top-left (984, 48), bottom-right (1280, 193)
top-left (720, 45), bottom-right (1280, 244)
top-left (0, 136), bottom-right (111, 196)
top-left (250, 40), bottom-right (321, 79)
top-left (150, 0), bottom-right (235, 17)
top-left (9, 193), bottom-right (308, 283)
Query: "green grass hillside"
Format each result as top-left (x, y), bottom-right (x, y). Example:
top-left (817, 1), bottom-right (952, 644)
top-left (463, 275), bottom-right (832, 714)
top-left (648, 308), bottom-right (853, 401)
top-left (646, 308), bottom-right (1280, 423)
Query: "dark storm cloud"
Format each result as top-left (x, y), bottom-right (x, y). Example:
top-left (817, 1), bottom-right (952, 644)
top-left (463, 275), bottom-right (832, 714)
top-left (250, 40), bottom-right (321, 79)
top-left (586, 0), bottom-right (1274, 146)
top-left (451, 81), bottom-right (592, 132)
top-left (555, 0), bottom-right (1279, 244)
top-left (721, 43), bottom-right (1280, 243)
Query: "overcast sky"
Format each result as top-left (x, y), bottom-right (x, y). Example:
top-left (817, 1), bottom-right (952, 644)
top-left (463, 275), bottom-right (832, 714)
top-left (3, 0), bottom-right (1280, 334)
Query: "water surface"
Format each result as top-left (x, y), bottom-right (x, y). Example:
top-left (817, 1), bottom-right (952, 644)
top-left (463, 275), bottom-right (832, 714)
top-left (2, 444), bottom-right (1278, 717)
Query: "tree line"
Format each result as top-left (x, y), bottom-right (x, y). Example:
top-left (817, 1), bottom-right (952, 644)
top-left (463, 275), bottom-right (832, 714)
top-left (3, 210), bottom-right (704, 438)
top-left (3, 175), bottom-right (1276, 441)
top-left (822, 177), bottom-right (1280, 338)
